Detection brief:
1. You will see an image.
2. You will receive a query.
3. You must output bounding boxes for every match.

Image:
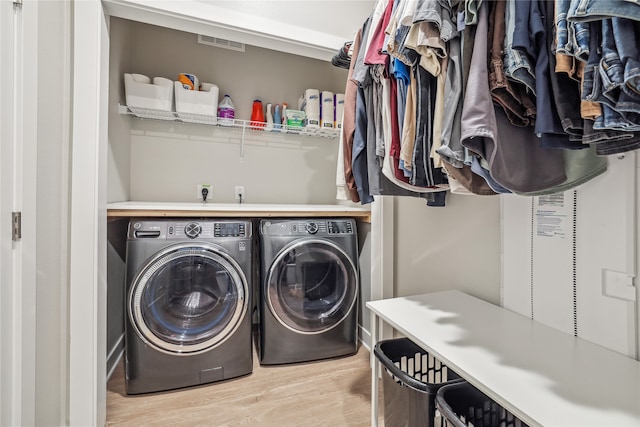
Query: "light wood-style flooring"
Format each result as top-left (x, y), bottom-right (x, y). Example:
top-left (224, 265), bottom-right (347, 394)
top-left (106, 344), bottom-right (383, 426)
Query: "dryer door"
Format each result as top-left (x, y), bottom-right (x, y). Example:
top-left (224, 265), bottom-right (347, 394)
top-left (128, 243), bottom-right (248, 355)
top-left (266, 239), bottom-right (358, 334)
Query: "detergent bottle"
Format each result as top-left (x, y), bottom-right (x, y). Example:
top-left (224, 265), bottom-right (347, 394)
top-left (250, 99), bottom-right (266, 130)
top-left (217, 94), bottom-right (235, 126)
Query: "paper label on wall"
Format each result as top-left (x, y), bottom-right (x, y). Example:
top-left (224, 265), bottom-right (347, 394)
top-left (535, 194), bottom-right (569, 239)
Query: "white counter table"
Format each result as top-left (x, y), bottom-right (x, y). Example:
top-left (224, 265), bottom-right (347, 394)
top-left (367, 291), bottom-right (640, 427)
top-left (107, 201), bottom-right (371, 222)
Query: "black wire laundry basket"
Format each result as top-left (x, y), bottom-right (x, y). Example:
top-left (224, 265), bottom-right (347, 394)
top-left (374, 337), bottom-right (464, 427)
top-left (436, 382), bottom-right (529, 427)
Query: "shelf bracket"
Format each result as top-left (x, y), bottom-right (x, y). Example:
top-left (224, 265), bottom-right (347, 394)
top-left (240, 122), bottom-right (246, 159)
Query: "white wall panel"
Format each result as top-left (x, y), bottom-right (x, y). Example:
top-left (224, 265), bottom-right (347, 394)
top-left (502, 155), bottom-right (638, 358)
top-left (501, 195), bottom-right (533, 318)
top-left (575, 154), bottom-right (636, 357)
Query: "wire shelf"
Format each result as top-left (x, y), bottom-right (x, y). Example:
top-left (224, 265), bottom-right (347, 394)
top-left (118, 104), bottom-right (340, 139)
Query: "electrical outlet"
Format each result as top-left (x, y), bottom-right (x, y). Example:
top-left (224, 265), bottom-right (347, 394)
top-left (235, 186), bottom-right (245, 201)
top-left (197, 184), bottom-right (212, 200)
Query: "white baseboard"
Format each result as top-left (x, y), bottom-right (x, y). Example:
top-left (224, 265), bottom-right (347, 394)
top-left (106, 334), bottom-right (125, 381)
top-left (359, 325), bottom-right (372, 352)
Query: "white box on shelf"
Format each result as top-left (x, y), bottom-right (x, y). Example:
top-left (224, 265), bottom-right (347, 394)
top-left (174, 81), bottom-right (219, 124)
top-left (124, 73), bottom-right (174, 113)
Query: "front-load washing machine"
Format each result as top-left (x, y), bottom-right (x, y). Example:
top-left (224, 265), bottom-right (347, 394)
top-left (259, 218), bottom-right (359, 365)
top-left (124, 219), bottom-right (253, 394)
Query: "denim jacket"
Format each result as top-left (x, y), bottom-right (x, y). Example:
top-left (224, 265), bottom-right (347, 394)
top-left (567, 0), bottom-right (640, 22)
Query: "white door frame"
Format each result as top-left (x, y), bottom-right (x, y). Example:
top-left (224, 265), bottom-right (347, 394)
top-left (68, 1), bottom-right (109, 425)
top-left (0, 1), bottom-right (20, 423)
top-left (0, 1), bottom-right (38, 425)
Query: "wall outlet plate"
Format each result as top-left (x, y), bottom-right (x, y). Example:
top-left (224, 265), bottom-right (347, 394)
top-left (235, 186), bottom-right (245, 201)
top-left (197, 184), bottom-right (212, 199)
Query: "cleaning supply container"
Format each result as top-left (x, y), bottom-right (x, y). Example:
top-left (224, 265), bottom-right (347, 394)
top-left (217, 94), bottom-right (236, 126)
top-left (250, 99), bottom-right (266, 130)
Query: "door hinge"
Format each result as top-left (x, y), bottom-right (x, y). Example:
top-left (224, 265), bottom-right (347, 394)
top-left (12, 212), bottom-right (21, 241)
top-left (13, 0), bottom-right (23, 9)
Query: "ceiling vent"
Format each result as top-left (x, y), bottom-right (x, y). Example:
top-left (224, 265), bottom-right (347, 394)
top-left (197, 34), bottom-right (246, 52)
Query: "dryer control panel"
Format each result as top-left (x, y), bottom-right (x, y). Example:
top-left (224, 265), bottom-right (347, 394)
top-left (261, 219), bottom-right (356, 236)
top-left (171, 221), bottom-right (248, 238)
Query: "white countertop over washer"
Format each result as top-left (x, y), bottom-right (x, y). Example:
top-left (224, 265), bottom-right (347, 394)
top-left (367, 290), bottom-right (640, 427)
top-left (107, 202), bottom-right (371, 222)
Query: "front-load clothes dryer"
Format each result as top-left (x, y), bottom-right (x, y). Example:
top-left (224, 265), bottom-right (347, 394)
top-left (124, 219), bottom-right (253, 394)
top-left (259, 218), bottom-right (359, 365)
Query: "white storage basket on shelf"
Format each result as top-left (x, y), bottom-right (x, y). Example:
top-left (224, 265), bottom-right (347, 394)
top-left (124, 73), bottom-right (174, 119)
top-left (174, 81), bottom-right (219, 124)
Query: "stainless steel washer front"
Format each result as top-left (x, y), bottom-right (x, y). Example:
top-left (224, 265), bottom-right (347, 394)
top-left (124, 219), bottom-right (253, 394)
top-left (128, 242), bottom-right (248, 355)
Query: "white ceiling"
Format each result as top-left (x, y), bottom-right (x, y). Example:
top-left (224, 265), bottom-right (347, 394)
top-left (192, 0), bottom-right (374, 40)
top-left (103, 0), bottom-right (375, 60)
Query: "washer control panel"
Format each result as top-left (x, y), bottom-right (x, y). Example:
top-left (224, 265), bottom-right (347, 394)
top-left (129, 220), bottom-right (251, 239)
top-left (290, 221), bottom-right (327, 235)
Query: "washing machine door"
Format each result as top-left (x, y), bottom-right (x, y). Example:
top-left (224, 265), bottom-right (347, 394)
top-left (266, 239), bottom-right (358, 334)
top-left (128, 242), bottom-right (248, 355)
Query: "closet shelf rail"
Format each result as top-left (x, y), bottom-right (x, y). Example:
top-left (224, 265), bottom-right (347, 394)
top-left (118, 104), bottom-right (340, 139)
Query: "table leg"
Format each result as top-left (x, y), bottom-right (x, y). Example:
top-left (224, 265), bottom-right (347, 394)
top-left (370, 311), bottom-right (379, 427)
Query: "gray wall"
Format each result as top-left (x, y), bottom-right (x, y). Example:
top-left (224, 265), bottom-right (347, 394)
top-left (106, 219), bottom-right (128, 378)
top-left (108, 17), bottom-right (133, 203)
top-left (357, 222), bottom-right (372, 343)
top-left (393, 195), bottom-right (502, 305)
